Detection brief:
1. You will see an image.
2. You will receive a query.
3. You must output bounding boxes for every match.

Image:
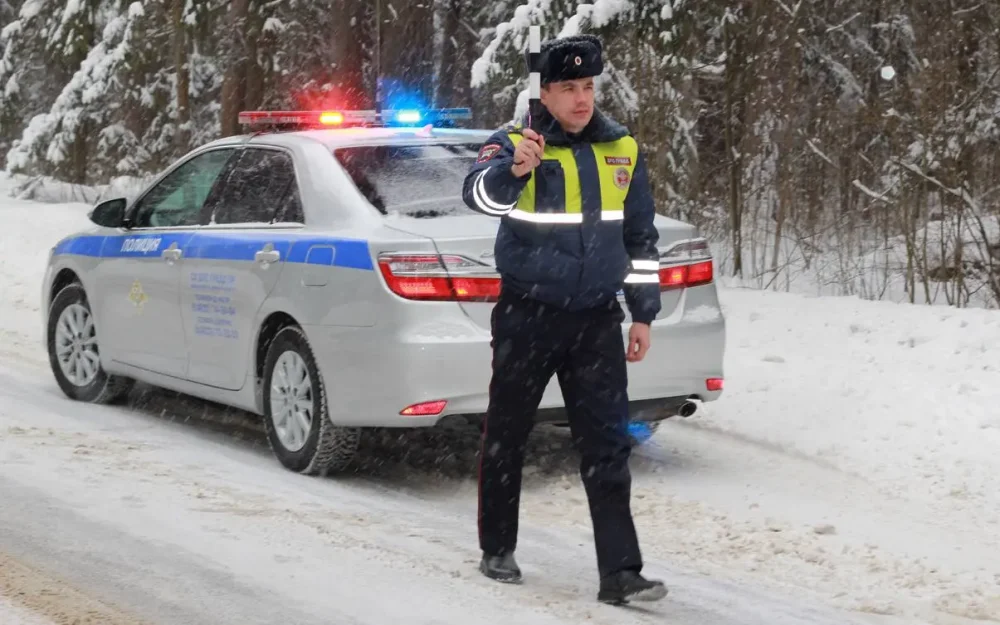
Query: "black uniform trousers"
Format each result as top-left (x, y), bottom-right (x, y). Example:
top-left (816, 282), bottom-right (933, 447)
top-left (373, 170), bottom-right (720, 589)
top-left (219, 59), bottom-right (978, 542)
top-left (477, 284), bottom-right (643, 579)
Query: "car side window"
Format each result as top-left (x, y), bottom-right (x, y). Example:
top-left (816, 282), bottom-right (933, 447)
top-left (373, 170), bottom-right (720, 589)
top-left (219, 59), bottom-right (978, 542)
top-left (131, 149), bottom-right (235, 228)
top-left (273, 186), bottom-right (304, 223)
top-left (208, 148), bottom-right (303, 224)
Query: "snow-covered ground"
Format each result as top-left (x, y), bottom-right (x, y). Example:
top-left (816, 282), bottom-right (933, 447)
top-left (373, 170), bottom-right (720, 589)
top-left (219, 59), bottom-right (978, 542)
top-left (0, 601), bottom-right (53, 625)
top-left (1, 173), bottom-right (998, 625)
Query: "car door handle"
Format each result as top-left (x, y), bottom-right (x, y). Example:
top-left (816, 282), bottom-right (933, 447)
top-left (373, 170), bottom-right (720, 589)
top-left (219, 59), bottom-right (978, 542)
top-left (161, 246), bottom-right (182, 262)
top-left (255, 245), bottom-right (280, 265)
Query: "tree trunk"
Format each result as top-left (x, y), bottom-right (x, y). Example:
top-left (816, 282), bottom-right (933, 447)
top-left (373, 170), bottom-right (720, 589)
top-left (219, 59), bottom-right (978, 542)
top-left (70, 119), bottom-right (89, 185)
top-left (723, 8), bottom-right (745, 278)
top-left (172, 0), bottom-right (190, 151)
top-left (331, 0), bottom-right (372, 107)
top-left (220, 0), bottom-right (250, 137)
top-left (244, 13), bottom-right (265, 111)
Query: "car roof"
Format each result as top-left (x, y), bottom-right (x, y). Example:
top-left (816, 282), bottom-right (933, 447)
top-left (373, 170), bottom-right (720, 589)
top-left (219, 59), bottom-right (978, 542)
top-left (199, 127), bottom-right (497, 152)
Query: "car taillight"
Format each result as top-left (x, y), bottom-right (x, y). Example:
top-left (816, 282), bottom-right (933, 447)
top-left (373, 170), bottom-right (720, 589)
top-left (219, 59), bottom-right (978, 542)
top-left (658, 238), bottom-right (714, 291)
top-left (659, 260), bottom-right (713, 290)
top-left (377, 253), bottom-right (500, 302)
top-left (400, 400), bottom-right (447, 416)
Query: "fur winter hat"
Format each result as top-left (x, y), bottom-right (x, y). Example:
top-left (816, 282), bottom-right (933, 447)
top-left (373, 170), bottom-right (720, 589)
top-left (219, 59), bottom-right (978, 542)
top-left (526, 34), bottom-right (604, 85)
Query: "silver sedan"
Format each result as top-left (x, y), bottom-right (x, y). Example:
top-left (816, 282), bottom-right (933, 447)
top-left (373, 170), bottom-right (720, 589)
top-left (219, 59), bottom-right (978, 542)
top-left (40, 113), bottom-right (726, 475)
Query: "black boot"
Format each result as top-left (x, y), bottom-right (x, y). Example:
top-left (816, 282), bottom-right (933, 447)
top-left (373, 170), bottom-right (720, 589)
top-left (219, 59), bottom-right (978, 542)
top-left (479, 552), bottom-right (522, 584)
top-left (598, 570), bottom-right (668, 605)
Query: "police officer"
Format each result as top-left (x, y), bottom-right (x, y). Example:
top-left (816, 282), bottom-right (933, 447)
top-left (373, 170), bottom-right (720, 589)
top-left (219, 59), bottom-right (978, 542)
top-left (461, 34), bottom-right (667, 605)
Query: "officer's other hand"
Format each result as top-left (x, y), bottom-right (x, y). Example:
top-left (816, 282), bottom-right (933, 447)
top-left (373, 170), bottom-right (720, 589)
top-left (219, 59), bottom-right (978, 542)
top-left (511, 128), bottom-right (545, 178)
top-left (626, 323), bottom-right (651, 363)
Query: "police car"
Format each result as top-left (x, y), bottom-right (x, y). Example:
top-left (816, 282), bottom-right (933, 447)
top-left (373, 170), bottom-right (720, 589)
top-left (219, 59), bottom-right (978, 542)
top-left (40, 107), bottom-right (726, 476)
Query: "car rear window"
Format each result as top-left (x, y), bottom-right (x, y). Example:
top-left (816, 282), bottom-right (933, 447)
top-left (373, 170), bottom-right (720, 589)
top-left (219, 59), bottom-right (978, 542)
top-left (333, 143), bottom-right (484, 218)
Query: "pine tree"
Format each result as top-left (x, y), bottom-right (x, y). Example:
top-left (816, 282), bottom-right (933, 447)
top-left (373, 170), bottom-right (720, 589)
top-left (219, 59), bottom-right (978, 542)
top-left (5, 1), bottom-right (145, 183)
top-left (2, 0), bottom-right (997, 307)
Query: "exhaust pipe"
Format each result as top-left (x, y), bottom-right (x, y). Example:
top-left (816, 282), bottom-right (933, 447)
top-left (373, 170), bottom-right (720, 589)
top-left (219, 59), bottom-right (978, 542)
top-left (678, 401), bottom-right (698, 418)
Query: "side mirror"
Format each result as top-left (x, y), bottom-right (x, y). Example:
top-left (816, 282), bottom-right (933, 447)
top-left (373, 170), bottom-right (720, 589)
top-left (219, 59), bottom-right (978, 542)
top-left (89, 198), bottom-right (127, 228)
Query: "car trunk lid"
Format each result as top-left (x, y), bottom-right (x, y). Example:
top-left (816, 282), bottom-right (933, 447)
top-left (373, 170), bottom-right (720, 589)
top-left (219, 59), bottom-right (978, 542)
top-left (385, 214), bottom-right (707, 331)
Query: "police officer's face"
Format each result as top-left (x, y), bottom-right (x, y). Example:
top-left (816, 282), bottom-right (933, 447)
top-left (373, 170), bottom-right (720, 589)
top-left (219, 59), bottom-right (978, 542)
top-left (541, 77), bottom-right (595, 133)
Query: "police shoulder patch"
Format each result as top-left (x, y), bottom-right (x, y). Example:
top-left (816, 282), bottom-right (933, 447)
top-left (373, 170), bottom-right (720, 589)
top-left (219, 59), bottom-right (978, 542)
top-left (477, 143), bottom-right (502, 163)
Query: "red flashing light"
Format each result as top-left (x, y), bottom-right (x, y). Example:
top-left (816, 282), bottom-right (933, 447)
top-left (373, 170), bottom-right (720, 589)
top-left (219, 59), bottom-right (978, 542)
top-left (377, 253), bottom-right (500, 302)
top-left (401, 400), bottom-right (448, 416)
top-left (238, 110), bottom-right (374, 129)
top-left (706, 378), bottom-right (724, 391)
top-left (319, 111), bottom-right (344, 125)
top-left (659, 260), bottom-right (714, 291)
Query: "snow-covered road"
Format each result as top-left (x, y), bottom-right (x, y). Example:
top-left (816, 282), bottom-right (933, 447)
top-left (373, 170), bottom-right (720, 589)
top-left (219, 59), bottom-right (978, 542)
top-left (1, 176), bottom-right (998, 625)
top-left (0, 362), bottom-right (893, 625)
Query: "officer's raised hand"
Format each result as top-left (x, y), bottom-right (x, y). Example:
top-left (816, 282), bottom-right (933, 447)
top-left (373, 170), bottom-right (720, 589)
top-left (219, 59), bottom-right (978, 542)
top-left (511, 128), bottom-right (545, 178)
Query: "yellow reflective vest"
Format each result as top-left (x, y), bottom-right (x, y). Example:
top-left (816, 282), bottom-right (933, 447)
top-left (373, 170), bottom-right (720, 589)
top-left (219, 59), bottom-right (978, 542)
top-left (462, 111), bottom-right (662, 323)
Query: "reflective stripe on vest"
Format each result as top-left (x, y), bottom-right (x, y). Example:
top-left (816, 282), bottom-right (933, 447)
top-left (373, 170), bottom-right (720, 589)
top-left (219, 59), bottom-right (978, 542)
top-left (507, 132), bottom-right (638, 224)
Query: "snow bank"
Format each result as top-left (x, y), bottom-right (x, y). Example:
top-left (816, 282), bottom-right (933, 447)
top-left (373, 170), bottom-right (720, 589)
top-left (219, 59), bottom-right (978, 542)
top-left (1, 171), bottom-right (152, 205)
top-left (0, 173), bottom-right (93, 359)
top-left (704, 286), bottom-right (1000, 521)
top-left (661, 286), bottom-right (1000, 619)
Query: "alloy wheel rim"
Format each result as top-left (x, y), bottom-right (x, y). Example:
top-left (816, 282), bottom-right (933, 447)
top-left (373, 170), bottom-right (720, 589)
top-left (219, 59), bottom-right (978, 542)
top-left (269, 351), bottom-right (314, 452)
top-left (55, 303), bottom-right (100, 387)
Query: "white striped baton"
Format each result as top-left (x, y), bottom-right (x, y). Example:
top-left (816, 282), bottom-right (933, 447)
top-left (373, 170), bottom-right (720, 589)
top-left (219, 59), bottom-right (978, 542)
top-left (528, 25), bottom-right (542, 131)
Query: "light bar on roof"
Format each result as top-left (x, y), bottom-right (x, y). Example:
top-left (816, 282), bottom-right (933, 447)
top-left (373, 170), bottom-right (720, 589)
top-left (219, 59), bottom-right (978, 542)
top-left (238, 110), bottom-right (378, 127)
top-left (237, 108), bottom-right (472, 129)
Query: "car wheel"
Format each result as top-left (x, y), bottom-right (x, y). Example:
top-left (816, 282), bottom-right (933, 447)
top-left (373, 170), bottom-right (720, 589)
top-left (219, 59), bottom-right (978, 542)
top-left (46, 283), bottom-right (133, 404)
top-left (262, 325), bottom-right (361, 475)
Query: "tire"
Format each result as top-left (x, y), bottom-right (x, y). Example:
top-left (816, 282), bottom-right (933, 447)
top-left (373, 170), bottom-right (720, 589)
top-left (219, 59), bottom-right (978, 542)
top-left (261, 325), bottom-right (361, 475)
top-left (46, 283), bottom-right (133, 404)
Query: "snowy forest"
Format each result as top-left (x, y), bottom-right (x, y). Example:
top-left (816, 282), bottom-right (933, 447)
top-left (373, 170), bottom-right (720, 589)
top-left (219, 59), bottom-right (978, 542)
top-left (2, 0), bottom-right (1000, 309)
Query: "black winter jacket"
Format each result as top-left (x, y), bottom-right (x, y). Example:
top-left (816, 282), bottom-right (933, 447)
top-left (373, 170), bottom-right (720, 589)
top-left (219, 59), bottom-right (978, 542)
top-left (461, 107), bottom-right (662, 324)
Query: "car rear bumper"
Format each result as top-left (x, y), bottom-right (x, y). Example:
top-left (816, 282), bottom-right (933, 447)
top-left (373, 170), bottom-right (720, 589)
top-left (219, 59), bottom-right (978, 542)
top-left (304, 303), bottom-right (725, 428)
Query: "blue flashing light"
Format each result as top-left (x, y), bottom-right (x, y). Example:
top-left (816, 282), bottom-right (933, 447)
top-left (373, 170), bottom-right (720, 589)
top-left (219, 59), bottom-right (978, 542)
top-left (381, 107), bottom-right (472, 127)
top-left (394, 110), bottom-right (423, 124)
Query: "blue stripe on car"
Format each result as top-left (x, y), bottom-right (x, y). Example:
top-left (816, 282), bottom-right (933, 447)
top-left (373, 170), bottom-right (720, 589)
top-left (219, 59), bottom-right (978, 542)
top-left (51, 233), bottom-right (375, 270)
top-left (52, 236), bottom-right (108, 257)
